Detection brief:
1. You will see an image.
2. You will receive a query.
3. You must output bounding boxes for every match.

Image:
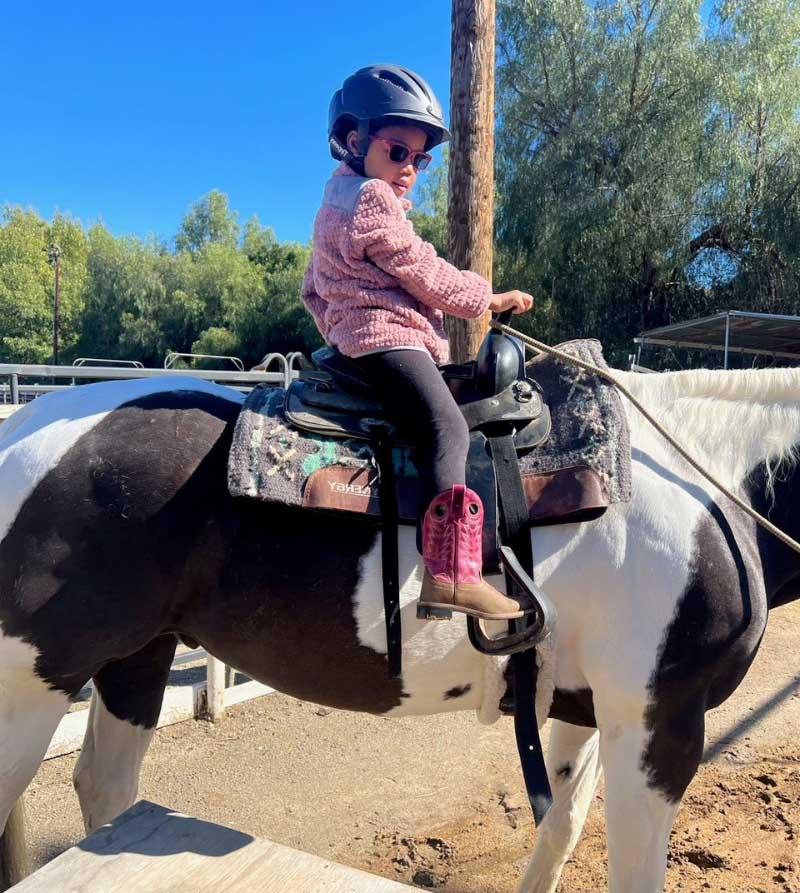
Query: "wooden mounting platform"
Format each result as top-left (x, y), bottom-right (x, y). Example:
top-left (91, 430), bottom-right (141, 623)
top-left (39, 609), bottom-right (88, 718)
top-left (0, 405), bottom-right (22, 421)
top-left (10, 801), bottom-right (411, 892)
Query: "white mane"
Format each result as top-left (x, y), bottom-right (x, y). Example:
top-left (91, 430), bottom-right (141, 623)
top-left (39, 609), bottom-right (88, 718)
top-left (615, 366), bottom-right (800, 492)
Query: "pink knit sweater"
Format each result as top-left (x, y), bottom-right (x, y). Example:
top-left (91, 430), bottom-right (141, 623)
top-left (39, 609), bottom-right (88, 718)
top-left (302, 163), bottom-right (491, 365)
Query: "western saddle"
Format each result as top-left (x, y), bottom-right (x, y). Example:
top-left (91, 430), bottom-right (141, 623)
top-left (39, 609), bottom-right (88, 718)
top-left (285, 314), bottom-right (558, 666)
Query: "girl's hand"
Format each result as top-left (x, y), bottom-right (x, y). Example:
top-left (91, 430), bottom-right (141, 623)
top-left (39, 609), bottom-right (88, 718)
top-left (489, 290), bottom-right (534, 314)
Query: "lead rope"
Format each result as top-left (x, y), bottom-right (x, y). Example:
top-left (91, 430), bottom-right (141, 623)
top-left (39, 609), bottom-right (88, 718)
top-left (491, 320), bottom-right (800, 559)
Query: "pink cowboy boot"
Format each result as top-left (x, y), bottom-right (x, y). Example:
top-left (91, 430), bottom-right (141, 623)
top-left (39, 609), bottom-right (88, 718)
top-left (417, 485), bottom-right (532, 621)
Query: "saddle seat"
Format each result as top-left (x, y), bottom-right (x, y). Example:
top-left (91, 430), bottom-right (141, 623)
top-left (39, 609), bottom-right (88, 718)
top-left (285, 347), bottom-right (551, 450)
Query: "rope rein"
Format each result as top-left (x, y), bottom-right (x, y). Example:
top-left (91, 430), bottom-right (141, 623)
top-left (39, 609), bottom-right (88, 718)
top-left (491, 320), bottom-right (800, 559)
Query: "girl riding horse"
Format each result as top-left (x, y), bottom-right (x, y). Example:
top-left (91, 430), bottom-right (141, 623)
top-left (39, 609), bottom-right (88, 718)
top-left (302, 63), bottom-right (535, 624)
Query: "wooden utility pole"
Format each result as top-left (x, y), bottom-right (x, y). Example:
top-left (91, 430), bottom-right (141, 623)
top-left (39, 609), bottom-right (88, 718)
top-left (48, 243), bottom-right (62, 365)
top-left (447, 0), bottom-right (495, 362)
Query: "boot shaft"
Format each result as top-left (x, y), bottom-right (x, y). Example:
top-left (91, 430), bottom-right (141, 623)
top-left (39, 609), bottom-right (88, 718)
top-left (419, 485), bottom-right (527, 622)
top-left (421, 485), bottom-right (484, 585)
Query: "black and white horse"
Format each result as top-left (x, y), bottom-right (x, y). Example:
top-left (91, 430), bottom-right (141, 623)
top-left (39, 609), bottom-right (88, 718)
top-left (0, 365), bottom-right (797, 892)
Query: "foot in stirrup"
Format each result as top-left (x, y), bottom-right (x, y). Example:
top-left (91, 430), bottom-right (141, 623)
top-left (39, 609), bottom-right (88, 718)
top-left (416, 485), bottom-right (535, 622)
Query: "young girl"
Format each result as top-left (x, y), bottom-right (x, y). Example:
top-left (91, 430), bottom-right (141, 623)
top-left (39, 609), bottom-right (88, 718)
top-left (302, 64), bottom-right (534, 623)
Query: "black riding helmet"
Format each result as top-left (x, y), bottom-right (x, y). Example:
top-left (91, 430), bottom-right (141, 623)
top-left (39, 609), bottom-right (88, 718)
top-left (328, 64), bottom-right (451, 174)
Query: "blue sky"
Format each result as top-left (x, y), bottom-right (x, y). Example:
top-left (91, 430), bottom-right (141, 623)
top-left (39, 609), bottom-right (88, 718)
top-left (3, 2), bottom-right (717, 248)
top-left (1, 1), bottom-right (452, 246)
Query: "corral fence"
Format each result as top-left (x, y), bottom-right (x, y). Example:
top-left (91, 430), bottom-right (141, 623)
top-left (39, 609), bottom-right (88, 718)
top-left (0, 351), bottom-right (307, 404)
top-left (0, 353), bottom-right (307, 757)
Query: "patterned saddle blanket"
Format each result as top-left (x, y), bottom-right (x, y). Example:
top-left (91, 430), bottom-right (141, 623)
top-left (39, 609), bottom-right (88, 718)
top-left (227, 339), bottom-right (631, 527)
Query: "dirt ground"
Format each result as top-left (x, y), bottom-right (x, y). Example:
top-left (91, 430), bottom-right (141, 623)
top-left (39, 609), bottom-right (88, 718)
top-left (23, 602), bottom-right (800, 891)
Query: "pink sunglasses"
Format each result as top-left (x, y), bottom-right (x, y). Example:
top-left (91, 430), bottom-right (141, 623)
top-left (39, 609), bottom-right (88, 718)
top-left (368, 136), bottom-right (432, 171)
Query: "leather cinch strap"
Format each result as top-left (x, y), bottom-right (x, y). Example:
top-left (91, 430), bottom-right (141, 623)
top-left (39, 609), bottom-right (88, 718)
top-left (490, 433), bottom-right (554, 827)
top-left (371, 424), bottom-right (402, 678)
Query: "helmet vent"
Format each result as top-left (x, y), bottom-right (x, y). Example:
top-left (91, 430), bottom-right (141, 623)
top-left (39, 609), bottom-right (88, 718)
top-left (377, 69), bottom-right (415, 95)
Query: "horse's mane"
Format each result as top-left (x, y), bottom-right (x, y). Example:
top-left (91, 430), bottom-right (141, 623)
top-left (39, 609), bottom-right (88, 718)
top-left (616, 365), bottom-right (800, 493)
top-left (620, 365), bottom-right (800, 405)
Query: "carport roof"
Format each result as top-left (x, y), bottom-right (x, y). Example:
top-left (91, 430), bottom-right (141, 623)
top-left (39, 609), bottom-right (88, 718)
top-left (634, 310), bottom-right (800, 362)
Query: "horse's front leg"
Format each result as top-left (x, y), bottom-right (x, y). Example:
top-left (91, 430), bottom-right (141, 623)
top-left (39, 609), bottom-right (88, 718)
top-left (518, 719), bottom-right (601, 893)
top-left (596, 698), bottom-right (705, 893)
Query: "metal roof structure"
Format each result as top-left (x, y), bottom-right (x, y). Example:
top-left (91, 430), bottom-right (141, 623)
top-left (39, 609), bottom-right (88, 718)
top-left (633, 310), bottom-right (800, 368)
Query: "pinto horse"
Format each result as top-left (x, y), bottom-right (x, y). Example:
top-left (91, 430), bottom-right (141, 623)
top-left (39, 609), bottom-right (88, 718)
top-left (0, 363), bottom-right (798, 892)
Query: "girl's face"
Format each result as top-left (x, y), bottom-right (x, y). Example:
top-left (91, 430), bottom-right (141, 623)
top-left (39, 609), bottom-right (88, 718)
top-left (346, 124), bottom-right (430, 199)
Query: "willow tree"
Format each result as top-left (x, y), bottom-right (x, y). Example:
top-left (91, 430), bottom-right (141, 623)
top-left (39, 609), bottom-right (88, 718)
top-left (494, 0), bottom-right (800, 361)
top-left (701, 0), bottom-right (800, 312)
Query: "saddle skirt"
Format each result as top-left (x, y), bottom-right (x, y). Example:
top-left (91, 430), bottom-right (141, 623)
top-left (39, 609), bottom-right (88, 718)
top-left (227, 339), bottom-right (631, 528)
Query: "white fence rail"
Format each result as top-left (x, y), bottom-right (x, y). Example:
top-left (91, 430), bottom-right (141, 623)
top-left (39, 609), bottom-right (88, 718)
top-left (0, 359), bottom-right (298, 405)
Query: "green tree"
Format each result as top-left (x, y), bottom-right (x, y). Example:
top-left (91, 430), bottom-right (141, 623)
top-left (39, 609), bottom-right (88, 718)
top-left (409, 153), bottom-right (449, 257)
top-left (242, 215), bottom-right (279, 266)
top-left (80, 229), bottom-right (173, 365)
top-left (175, 190), bottom-right (240, 254)
top-left (696, 0), bottom-right (800, 313)
top-left (225, 240), bottom-right (318, 364)
top-left (191, 326), bottom-right (241, 367)
top-left (0, 208), bottom-right (88, 363)
top-left (0, 208), bottom-right (52, 363)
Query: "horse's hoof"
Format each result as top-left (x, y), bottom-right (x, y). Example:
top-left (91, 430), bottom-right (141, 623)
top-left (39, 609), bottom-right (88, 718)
top-left (416, 604), bottom-right (453, 621)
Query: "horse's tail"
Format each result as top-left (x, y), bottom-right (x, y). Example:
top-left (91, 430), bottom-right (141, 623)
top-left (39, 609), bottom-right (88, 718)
top-left (0, 799), bottom-right (29, 890)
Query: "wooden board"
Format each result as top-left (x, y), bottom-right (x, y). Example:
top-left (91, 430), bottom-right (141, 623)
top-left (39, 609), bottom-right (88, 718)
top-left (10, 801), bottom-right (411, 892)
top-left (0, 405), bottom-right (22, 421)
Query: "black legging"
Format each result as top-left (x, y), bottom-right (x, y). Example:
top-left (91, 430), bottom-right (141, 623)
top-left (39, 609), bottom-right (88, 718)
top-left (353, 349), bottom-right (469, 509)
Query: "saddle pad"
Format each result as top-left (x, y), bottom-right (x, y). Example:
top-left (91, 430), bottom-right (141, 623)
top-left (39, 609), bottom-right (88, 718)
top-left (522, 338), bottom-right (631, 514)
top-left (227, 338), bottom-right (630, 525)
top-left (227, 384), bottom-right (419, 519)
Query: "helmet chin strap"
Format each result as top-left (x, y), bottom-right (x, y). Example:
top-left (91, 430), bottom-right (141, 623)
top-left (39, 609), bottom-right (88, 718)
top-left (345, 154), bottom-right (366, 176)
